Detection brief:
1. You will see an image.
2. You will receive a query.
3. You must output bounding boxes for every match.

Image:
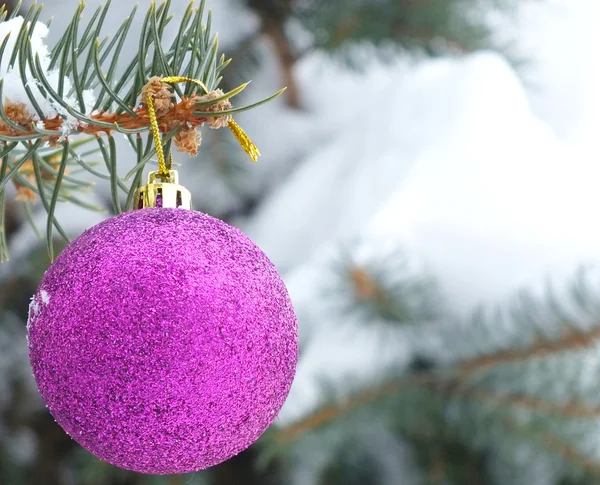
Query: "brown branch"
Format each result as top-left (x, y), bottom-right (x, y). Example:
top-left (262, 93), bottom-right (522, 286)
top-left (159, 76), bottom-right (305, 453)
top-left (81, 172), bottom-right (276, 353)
top-left (275, 375), bottom-right (434, 445)
top-left (460, 327), bottom-right (600, 377)
top-left (0, 96), bottom-right (211, 141)
top-left (348, 266), bottom-right (386, 302)
top-left (261, 18), bottom-right (302, 109)
top-left (276, 326), bottom-right (600, 445)
top-left (504, 417), bottom-right (600, 478)
top-left (541, 432), bottom-right (600, 478)
top-left (462, 389), bottom-right (600, 419)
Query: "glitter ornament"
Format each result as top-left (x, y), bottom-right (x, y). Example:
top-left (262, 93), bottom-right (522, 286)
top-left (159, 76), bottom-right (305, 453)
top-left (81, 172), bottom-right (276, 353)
top-left (27, 168), bottom-right (298, 474)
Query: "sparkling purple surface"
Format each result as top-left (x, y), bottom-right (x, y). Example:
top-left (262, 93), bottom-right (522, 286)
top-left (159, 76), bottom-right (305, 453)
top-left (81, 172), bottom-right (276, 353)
top-left (27, 209), bottom-right (298, 474)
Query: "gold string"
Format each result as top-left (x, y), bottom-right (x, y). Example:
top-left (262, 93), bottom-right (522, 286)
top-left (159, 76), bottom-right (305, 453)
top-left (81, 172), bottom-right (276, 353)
top-left (145, 91), bottom-right (169, 177)
top-left (159, 76), bottom-right (260, 162)
top-left (161, 76), bottom-right (208, 94)
top-left (228, 118), bottom-right (260, 162)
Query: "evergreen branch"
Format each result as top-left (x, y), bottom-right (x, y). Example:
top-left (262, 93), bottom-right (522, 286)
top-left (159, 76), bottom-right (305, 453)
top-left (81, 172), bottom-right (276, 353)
top-left (0, 150), bottom-right (9, 261)
top-left (92, 4), bottom-right (139, 111)
top-left (275, 364), bottom-right (600, 447)
top-left (68, 144), bottom-right (111, 181)
top-left (95, 135), bottom-right (124, 215)
top-left (20, 25), bottom-right (46, 119)
top-left (194, 81), bottom-right (250, 106)
top-left (459, 326), bottom-right (600, 377)
top-left (273, 275), bottom-right (600, 480)
top-left (0, 0), bottom-right (284, 259)
top-left (0, 80), bottom-right (28, 132)
top-left (328, 242), bottom-right (442, 325)
top-left (8, 0), bottom-right (21, 20)
top-left (295, 0), bottom-right (499, 56)
top-left (123, 124), bottom-right (180, 181)
top-left (92, 39), bottom-right (138, 117)
top-left (56, 4), bottom-right (79, 98)
top-left (170, 2), bottom-right (194, 80)
top-left (8, 2), bottom-right (33, 68)
top-left (0, 141), bottom-right (40, 191)
top-left (106, 135), bottom-right (121, 214)
top-left (0, 28), bottom-right (12, 66)
top-left (461, 389), bottom-right (600, 419)
top-left (45, 141), bottom-right (69, 261)
top-left (0, 142), bottom-right (18, 159)
top-left (22, 198), bottom-right (42, 241)
top-left (193, 87), bottom-right (287, 116)
top-left (149, 2), bottom-right (172, 80)
top-left (30, 147), bottom-right (70, 244)
top-left (124, 135), bottom-right (145, 211)
top-left (503, 417), bottom-right (600, 479)
top-left (36, 153), bottom-right (92, 187)
top-left (184, 2), bottom-right (206, 97)
top-left (275, 373), bottom-right (435, 445)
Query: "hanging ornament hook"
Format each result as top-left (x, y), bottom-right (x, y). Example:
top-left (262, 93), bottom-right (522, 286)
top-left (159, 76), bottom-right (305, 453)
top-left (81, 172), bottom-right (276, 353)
top-left (146, 90), bottom-right (171, 178)
top-left (134, 75), bottom-right (260, 211)
top-left (132, 92), bottom-right (191, 211)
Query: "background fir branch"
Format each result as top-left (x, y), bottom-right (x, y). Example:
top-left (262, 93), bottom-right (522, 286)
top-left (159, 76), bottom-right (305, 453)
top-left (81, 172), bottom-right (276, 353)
top-left (231, 0), bottom-right (522, 110)
top-left (265, 269), bottom-right (600, 484)
top-left (327, 243), bottom-right (442, 325)
top-left (294, 0), bottom-right (506, 55)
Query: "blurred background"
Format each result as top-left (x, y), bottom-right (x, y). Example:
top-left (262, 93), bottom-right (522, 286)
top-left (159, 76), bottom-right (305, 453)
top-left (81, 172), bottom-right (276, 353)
top-left (3, 0), bottom-right (600, 484)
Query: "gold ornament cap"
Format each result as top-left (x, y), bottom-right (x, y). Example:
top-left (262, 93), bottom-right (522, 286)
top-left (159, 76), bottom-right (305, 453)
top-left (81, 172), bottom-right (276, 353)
top-left (133, 170), bottom-right (192, 210)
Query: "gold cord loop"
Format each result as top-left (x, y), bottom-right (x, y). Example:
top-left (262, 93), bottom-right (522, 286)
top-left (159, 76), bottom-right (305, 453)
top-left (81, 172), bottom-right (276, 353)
top-left (145, 91), bottom-right (169, 177)
top-left (145, 76), bottom-right (260, 164)
top-left (159, 76), bottom-right (261, 162)
top-left (228, 118), bottom-right (261, 162)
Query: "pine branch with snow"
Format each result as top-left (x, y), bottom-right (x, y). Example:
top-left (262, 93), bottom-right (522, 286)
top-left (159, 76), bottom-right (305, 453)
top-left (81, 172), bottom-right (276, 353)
top-left (260, 266), bottom-right (600, 485)
top-left (0, 0), bottom-right (282, 261)
top-left (295, 0), bottom-right (518, 57)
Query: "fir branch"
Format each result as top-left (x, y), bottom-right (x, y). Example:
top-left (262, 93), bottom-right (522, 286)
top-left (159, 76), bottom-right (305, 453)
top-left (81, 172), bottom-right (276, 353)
top-left (503, 417), bottom-right (600, 479)
top-left (275, 373), bottom-right (435, 445)
top-left (275, 367), bottom-right (600, 448)
top-left (45, 141), bottom-right (69, 261)
top-left (0, 89), bottom-right (270, 139)
top-left (0, 0), bottom-right (283, 260)
top-left (295, 0), bottom-right (500, 55)
top-left (0, 150), bottom-right (9, 261)
top-left (272, 276), bottom-right (600, 480)
top-left (324, 241), bottom-right (442, 326)
top-left (459, 326), bottom-right (600, 377)
top-left (462, 389), bottom-right (600, 419)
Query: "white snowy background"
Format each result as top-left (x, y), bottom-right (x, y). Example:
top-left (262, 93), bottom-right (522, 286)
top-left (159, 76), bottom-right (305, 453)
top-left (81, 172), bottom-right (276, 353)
top-left (4, 0), bottom-right (600, 463)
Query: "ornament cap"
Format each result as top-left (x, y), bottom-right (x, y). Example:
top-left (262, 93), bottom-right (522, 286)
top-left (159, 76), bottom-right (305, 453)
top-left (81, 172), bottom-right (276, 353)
top-left (133, 170), bottom-right (192, 210)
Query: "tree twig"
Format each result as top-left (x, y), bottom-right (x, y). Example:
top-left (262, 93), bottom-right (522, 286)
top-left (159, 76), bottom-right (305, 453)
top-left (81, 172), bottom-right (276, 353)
top-left (460, 327), bottom-right (600, 377)
top-left (277, 325), bottom-right (600, 444)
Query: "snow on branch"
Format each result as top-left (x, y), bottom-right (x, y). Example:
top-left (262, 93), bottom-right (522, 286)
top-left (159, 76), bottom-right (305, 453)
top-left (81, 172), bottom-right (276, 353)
top-left (267, 268), bottom-right (600, 483)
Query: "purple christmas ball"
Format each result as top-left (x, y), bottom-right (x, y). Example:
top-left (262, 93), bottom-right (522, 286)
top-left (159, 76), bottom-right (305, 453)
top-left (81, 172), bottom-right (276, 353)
top-left (27, 208), bottom-right (298, 474)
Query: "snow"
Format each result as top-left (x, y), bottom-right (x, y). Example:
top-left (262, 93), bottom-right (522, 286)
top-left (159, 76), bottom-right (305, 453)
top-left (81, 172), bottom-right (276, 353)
top-left (512, 0), bottom-right (600, 139)
top-left (0, 17), bottom-right (96, 137)
top-left (266, 1), bottom-right (600, 422)
top-left (243, 55), bottom-right (465, 272)
top-left (27, 297), bottom-right (39, 320)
